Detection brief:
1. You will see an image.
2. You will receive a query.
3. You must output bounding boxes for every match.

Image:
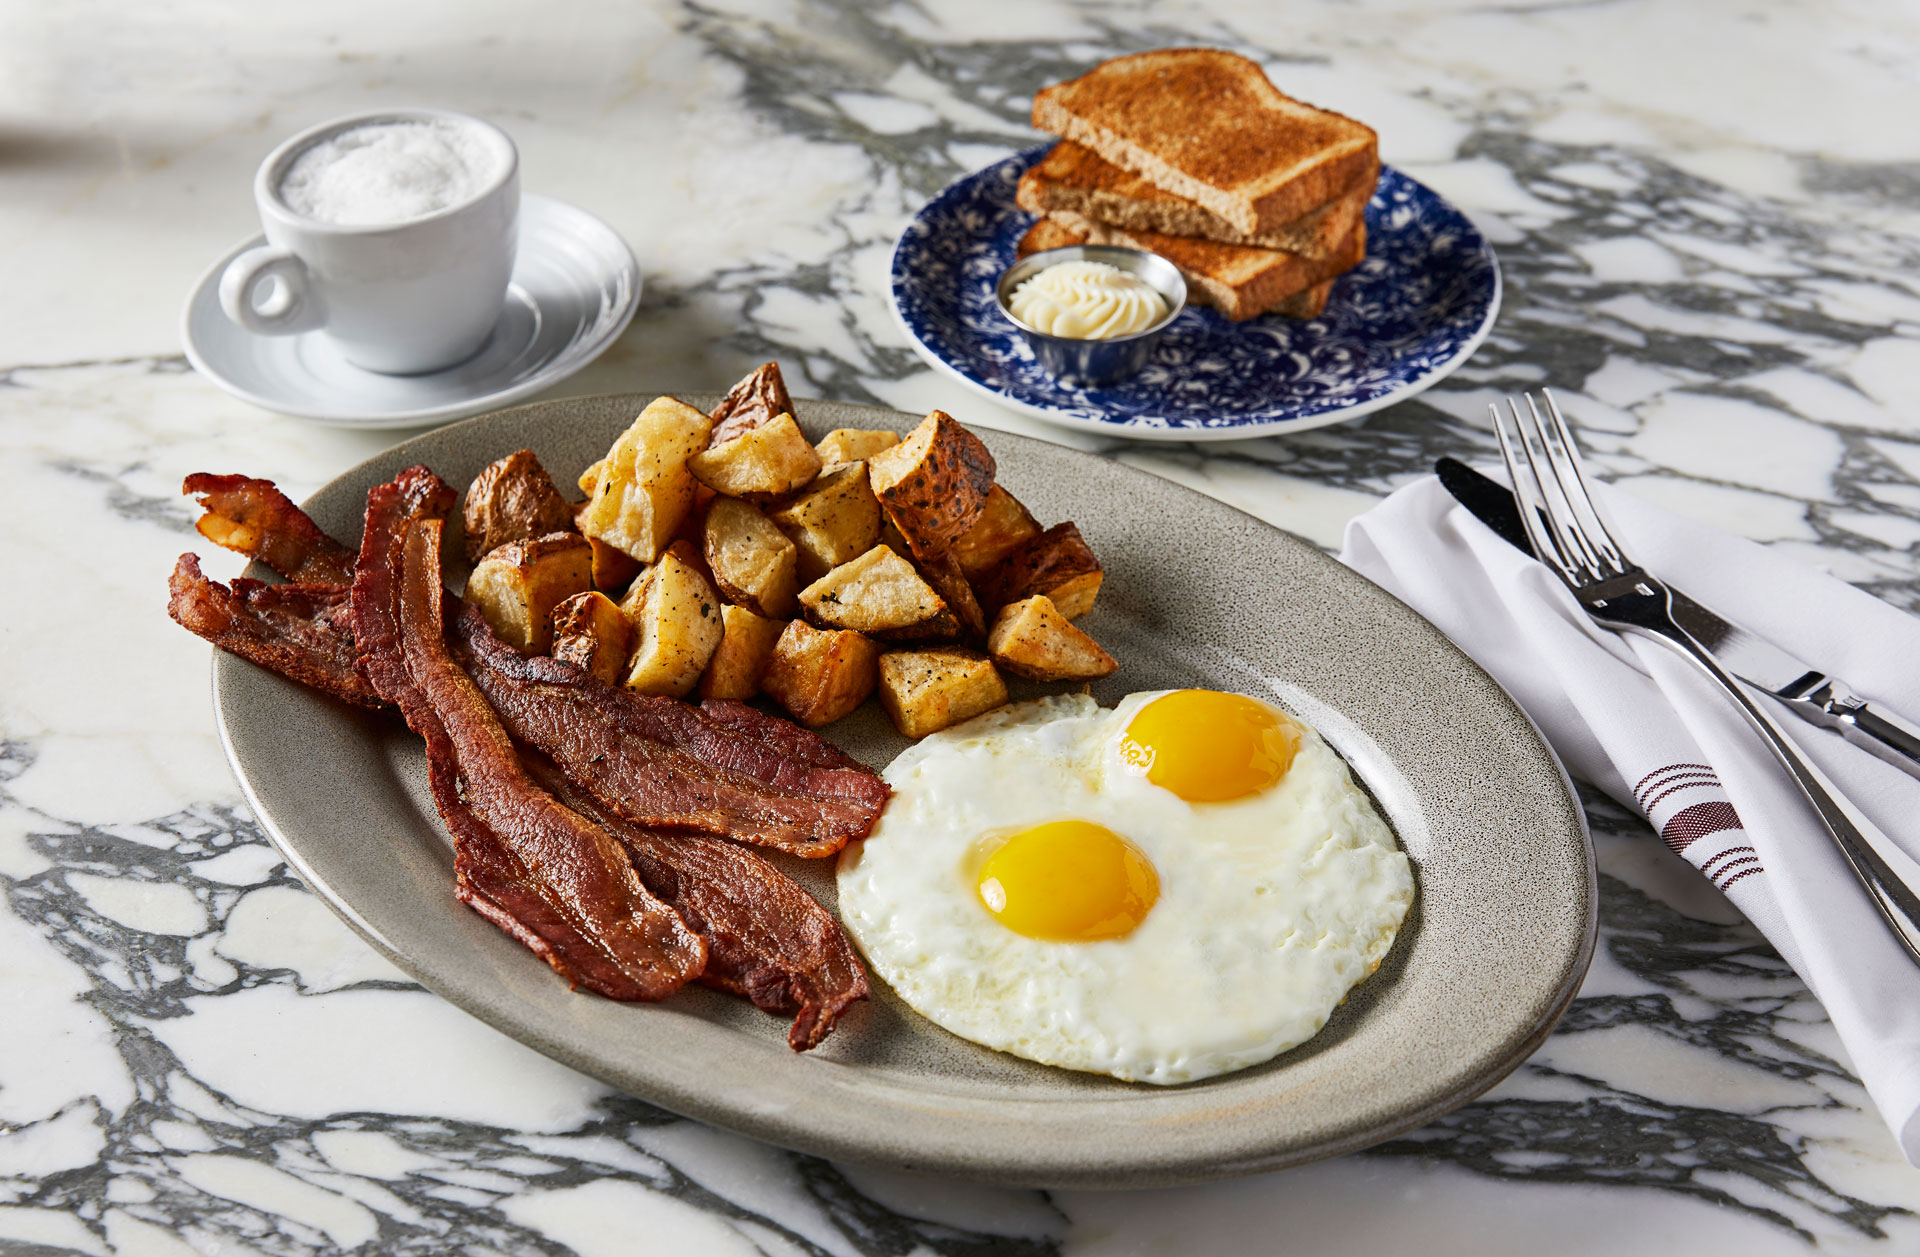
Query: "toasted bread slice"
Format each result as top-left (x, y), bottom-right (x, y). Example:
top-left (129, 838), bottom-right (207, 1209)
top-left (1017, 141), bottom-right (1375, 257)
top-left (1031, 49), bottom-right (1377, 235)
top-left (1016, 214), bottom-right (1350, 322)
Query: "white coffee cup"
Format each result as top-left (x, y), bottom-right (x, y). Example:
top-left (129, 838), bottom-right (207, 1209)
top-left (219, 108), bottom-right (520, 375)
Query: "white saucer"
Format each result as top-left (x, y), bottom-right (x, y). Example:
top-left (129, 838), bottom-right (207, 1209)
top-left (182, 195), bottom-right (640, 428)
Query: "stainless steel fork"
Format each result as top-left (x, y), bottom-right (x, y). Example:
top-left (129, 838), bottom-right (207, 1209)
top-left (1492, 389), bottom-right (1920, 966)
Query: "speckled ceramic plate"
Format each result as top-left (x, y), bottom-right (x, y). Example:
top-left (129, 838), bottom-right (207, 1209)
top-left (890, 148), bottom-right (1501, 441)
top-left (212, 393), bottom-right (1593, 1188)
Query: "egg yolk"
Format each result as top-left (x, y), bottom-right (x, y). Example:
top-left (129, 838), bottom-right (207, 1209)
top-left (976, 820), bottom-right (1159, 941)
top-left (1119, 690), bottom-right (1299, 803)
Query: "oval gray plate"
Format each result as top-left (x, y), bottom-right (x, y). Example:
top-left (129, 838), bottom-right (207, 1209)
top-left (213, 393), bottom-right (1595, 1189)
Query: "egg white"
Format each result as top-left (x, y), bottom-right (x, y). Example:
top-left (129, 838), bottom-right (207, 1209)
top-left (835, 692), bottom-right (1416, 1084)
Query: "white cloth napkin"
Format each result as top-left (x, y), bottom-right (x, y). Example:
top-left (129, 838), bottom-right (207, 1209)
top-left (1341, 470), bottom-right (1920, 1164)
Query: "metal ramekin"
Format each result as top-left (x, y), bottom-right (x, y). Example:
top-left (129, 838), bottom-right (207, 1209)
top-left (994, 245), bottom-right (1187, 386)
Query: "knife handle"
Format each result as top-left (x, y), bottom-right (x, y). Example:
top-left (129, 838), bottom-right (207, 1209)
top-left (1797, 679), bottom-right (1920, 781)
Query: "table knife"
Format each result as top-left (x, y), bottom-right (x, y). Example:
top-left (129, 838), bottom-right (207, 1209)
top-left (1435, 457), bottom-right (1920, 780)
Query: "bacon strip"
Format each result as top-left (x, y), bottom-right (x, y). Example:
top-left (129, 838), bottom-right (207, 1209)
top-left (167, 554), bottom-right (383, 708)
top-left (352, 467), bottom-right (704, 1000)
top-left (526, 756), bottom-right (867, 1050)
top-left (184, 473), bottom-right (358, 584)
top-left (450, 608), bottom-right (890, 856)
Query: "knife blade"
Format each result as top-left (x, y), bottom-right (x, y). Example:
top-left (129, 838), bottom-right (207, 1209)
top-left (1435, 457), bottom-right (1920, 780)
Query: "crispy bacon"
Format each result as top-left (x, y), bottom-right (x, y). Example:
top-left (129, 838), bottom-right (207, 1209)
top-left (167, 554), bottom-right (382, 707)
top-left (527, 757), bottom-right (867, 1050)
top-left (184, 473), bottom-right (358, 584)
top-left (450, 607), bottom-right (890, 856)
top-left (352, 466), bottom-right (705, 1000)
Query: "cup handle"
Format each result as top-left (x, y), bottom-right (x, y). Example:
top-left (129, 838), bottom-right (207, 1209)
top-left (219, 246), bottom-right (326, 335)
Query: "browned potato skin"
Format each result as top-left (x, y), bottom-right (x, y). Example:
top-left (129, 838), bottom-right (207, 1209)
top-left (688, 413), bottom-right (823, 500)
top-left (465, 532), bottom-right (594, 654)
top-left (866, 411), bottom-right (995, 559)
top-left (550, 590), bottom-right (636, 686)
top-left (815, 428), bottom-right (900, 464)
top-left (977, 521), bottom-right (1103, 618)
top-left (877, 647), bottom-right (1009, 738)
top-left (761, 620), bottom-right (879, 727)
top-left (987, 595), bottom-right (1117, 681)
top-left (620, 547), bottom-right (726, 697)
top-left (698, 604), bottom-right (786, 701)
top-left (915, 548), bottom-right (987, 639)
top-left (462, 449), bottom-right (577, 565)
top-left (799, 544), bottom-right (957, 640)
top-left (709, 361), bottom-right (795, 446)
top-left (951, 484), bottom-right (1042, 576)
top-left (769, 462), bottom-right (882, 583)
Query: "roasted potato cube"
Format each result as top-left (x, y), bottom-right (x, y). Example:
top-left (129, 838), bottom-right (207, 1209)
top-left (916, 548), bottom-right (986, 639)
top-left (769, 462), bottom-right (882, 583)
top-left (709, 361), bottom-right (795, 446)
top-left (799, 545), bottom-right (957, 639)
top-left (987, 595), bottom-right (1117, 681)
top-left (951, 484), bottom-right (1042, 576)
top-left (704, 497), bottom-right (799, 618)
top-left (577, 459), bottom-right (605, 496)
top-left (761, 620), bottom-right (879, 727)
top-left (578, 397), bottom-right (712, 564)
top-left (698, 604), bottom-right (787, 701)
top-left (877, 647), bottom-right (1009, 738)
top-left (815, 428), bottom-right (900, 464)
top-left (465, 532), bottom-right (593, 653)
top-left (866, 410), bottom-right (995, 559)
top-left (573, 502), bottom-right (645, 595)
top-left (462, 449), bottom-right (576, 565)
top-left (977, 521), bottom-right (1103, 618)
top-left (550, 590), bottom-right (636, 686)
top-left (620, 547), bottom-right (725, 697)
top-left (688, 413), bottom-right (822, 500)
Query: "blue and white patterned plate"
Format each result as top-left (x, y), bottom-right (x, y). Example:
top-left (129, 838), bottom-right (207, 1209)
top-left (890, 146), bottom-right (1500, 441)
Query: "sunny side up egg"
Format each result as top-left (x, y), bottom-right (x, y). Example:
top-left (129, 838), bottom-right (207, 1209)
top-left (835, 689), bottom-right (1415, 1085)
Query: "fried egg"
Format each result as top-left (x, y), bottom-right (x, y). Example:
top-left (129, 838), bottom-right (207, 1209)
top-left (835, 689), bottom-right (1414, 1084)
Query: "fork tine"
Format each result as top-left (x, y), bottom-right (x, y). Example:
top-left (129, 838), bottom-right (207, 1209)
top-left (1489, 398), bottom-right (1579, 583)
top-left (1496, 395), bottom-right (1598, 581)
top-left (1521, 393), bottom-right (1610, 577)
top-left (1535, 389), bottom-right (1628, 572)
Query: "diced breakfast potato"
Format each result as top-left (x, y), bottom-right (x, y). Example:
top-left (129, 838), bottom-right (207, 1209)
top-left (709, 361), bottom-right (795, 446)
top-left (465, 532), bottom-right (593, 654)
top-left (698, 604), bottom-right (786, 701)
top-left (950, 484), bottom-right (1042, 576)
top-left (915, 548), bottom-right (987, 639)
top-left (977, 521), bottom-right (1103, 618)
top-left (574, 503), bottom-right (644, 594)
top-left (578, 397), bottom-right (712, 563)
top-left (619, 546), bottom-right (725, 697)
top-left (462, 449), bottom-right (576, 565)
top-left (799, 545), bottom-right (956, 639)
top-left (688, 412), bottom-right (822, 500)
top-left (550, 590), bottom-right (636, 686)
top-left (877, 647), bottom-right (1009, 738)
top-left (704, 497), bottom-right (799, 618)
top-left (987, 595), bottom-right (1117, 681)
top-left (814, 428), bottom-right (900, 464)
top-left (769, 462), bottom-right (882, 583)
top-left (761, 619), bottom-right (879, 727)
top-left (866, 410), bottom-right (996, 559)
top-left (577, 459), bottom-right (605, 496)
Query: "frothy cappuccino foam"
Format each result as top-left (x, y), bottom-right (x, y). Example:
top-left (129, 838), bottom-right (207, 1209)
top-left (277, 119), bottom-right (505, 226)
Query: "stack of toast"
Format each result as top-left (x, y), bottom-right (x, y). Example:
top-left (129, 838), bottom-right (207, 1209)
top-left (1017, 49), bottom-right (1379, 322)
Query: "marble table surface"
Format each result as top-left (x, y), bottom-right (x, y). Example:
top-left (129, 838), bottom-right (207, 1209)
top-left (5, 0), bottom-right (1920, 1252)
